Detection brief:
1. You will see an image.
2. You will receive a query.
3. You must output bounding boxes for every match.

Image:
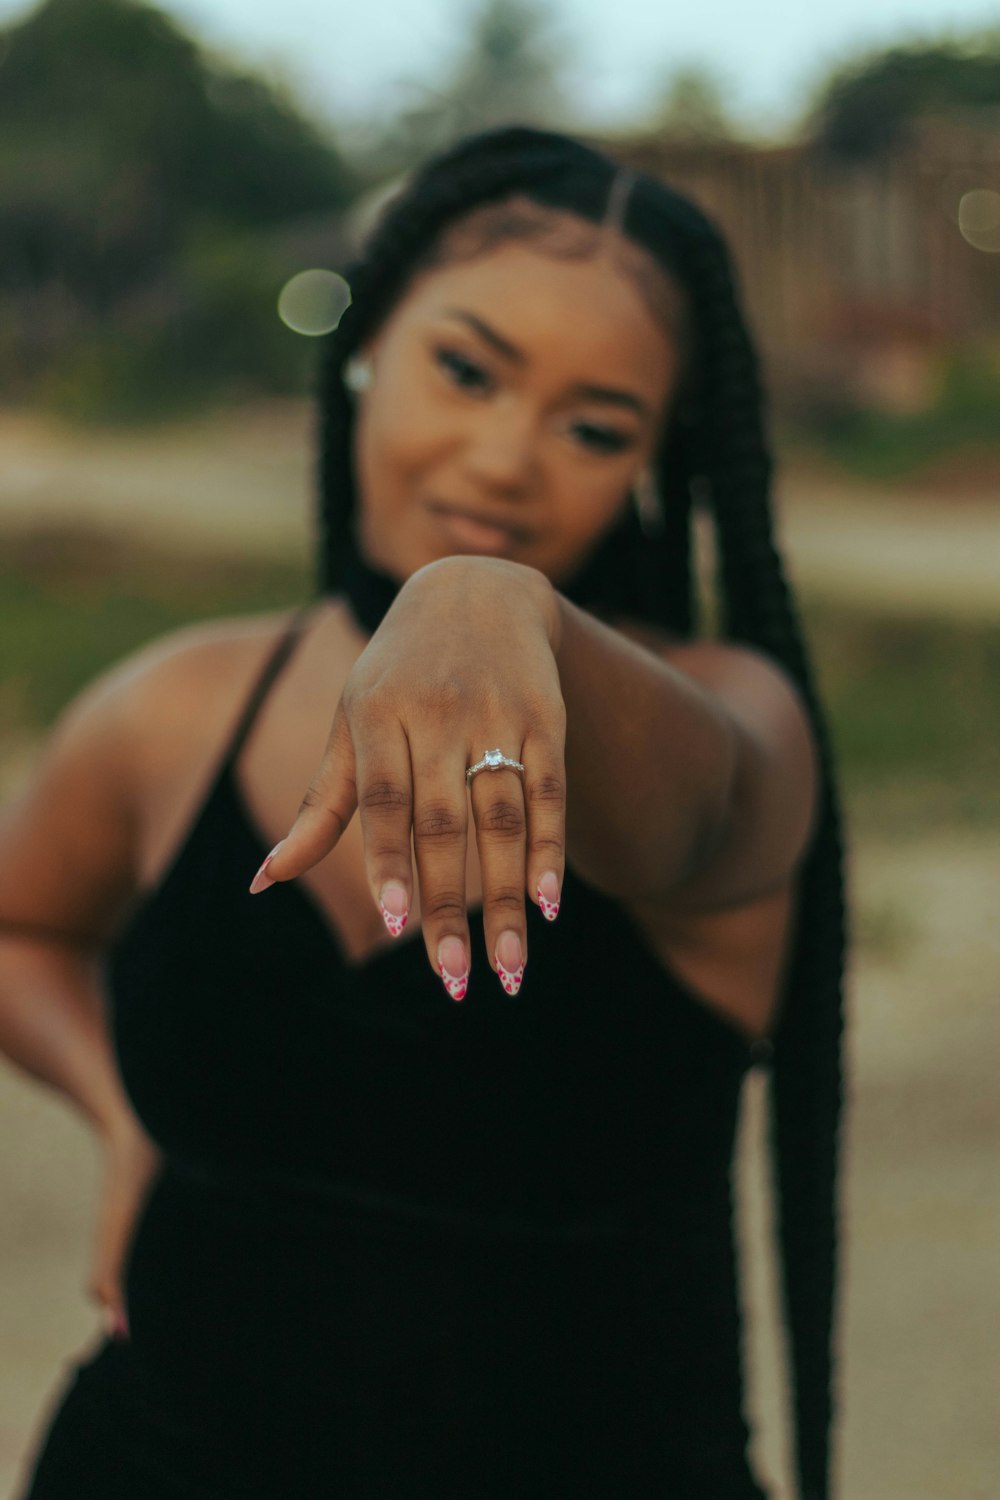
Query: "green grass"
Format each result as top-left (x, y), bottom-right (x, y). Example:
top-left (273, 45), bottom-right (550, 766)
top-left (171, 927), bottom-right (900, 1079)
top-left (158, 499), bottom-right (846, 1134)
top-left (803, 599), bottom-right (1000, 834)
top-left (0, 526), bottom-right (308, 728)
top-left (2, 523), bottom-right (996, 837)
top-left (784, 352), bottom-right (1000, 482)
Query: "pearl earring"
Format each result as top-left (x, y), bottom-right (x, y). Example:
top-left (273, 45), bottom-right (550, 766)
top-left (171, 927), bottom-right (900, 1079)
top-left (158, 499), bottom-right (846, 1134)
top-left (343, 355), bottom-right (374, 395)
top-left (633, 468), bottom-right (664, 537)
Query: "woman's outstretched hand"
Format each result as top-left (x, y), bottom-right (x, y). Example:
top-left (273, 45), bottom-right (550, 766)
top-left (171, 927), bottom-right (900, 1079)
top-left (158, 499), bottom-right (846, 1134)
top-left (253, 557), bottom-right (567, 998)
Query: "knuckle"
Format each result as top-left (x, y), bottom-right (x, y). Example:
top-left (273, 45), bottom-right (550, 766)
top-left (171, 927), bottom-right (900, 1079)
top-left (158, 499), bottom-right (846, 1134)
top-left (529, 832), bottom-right (564, 858)
top-left (360, 779), bottom-right (411, 817)
top-left (422, 890), bottom-right (467, 925)
top-left (369, 840), bottom-right (411, 865)
top-left (413, 802), bottom-right (464, 843)
top-left (484, 885), bottom-right (524, 915)
top-left (527, 773), bottom-right (566, 810)
top-left (299, 781), bottom-right (352, 823)
top-left (479, 799), bottom-right (525, 838)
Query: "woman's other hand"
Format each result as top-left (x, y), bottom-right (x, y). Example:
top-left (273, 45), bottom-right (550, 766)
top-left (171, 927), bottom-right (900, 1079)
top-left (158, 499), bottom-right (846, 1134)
top-left (255, 556), bottom-right (566, 997)
top-left (88, 1114), bottom-right (162, 1340)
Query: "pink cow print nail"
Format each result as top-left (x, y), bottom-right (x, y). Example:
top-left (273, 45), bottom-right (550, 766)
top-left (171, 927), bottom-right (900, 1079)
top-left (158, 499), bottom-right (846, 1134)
top-left (495, 957), bottom-right (525, 997)
top-left (438, 964), bottom-right (468, 1002)
top-left (537, 888), bottom-right (560, 922)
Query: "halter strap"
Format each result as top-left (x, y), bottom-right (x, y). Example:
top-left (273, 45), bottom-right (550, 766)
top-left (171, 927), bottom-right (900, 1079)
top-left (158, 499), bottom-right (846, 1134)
top-left (221, 608), bottom-right (314, 769)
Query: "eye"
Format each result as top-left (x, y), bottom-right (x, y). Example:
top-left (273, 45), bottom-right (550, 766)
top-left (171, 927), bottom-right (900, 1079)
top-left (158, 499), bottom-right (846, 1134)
top-left (435, 347), bottom-right (493, 392)
top-left (570, 421), bottom-right (634, 455)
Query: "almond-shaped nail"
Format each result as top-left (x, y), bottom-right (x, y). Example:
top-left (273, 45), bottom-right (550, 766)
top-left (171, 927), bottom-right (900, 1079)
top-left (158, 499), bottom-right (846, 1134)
top-left (249, 842), bottom-right (283, 895)
top-left (537, 871), bottom-right (561, 922)
top-left (379, 882), bottom-right (409, 938)
top-left (437, 937), bottom-right (469, 1002)
top-left (106, 1308), bottom-right (129, 1341)
top-left (495, 931), bottom-right (525, 996)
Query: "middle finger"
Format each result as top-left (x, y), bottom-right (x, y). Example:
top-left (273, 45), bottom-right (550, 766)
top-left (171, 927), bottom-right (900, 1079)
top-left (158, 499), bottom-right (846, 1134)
top-left (410, 740), bottom-right (473, 1002)
top-left (468, 745), bottom-right (528, 996)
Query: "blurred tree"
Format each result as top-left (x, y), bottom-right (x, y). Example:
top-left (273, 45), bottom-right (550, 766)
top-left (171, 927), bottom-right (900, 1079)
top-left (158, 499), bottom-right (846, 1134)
top-left (808, 33), bottom-right (1000, 159)
top-left (357, 0), bottom-right (572, 176)
top-left (644, 65), bottom-right (738, 142)
top-left (0, 0), bottom-right (356, 415)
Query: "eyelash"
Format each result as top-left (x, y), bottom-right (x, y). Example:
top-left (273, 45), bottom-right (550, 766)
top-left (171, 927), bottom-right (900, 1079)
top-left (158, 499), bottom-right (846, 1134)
top-left (433, 345), bottom-right (635, 456)
top-left (435, 347), bottom-right (492, 392)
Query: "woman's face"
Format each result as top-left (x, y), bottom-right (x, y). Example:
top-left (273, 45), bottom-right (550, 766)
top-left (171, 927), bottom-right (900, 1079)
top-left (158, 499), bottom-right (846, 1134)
top-left (351, 221), bottom-right (681, 585)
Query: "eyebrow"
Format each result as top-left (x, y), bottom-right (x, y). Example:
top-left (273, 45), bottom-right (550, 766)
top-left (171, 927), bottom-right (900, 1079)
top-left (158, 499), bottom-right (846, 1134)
top-left (440, 308), bottom-right (651, 420)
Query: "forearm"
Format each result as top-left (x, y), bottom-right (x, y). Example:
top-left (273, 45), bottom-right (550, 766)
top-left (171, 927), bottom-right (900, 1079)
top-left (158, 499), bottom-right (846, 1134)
top-left (0, 935), bottom-right (135, 1139)
top-left (555, 595), bottom-right (737, 900)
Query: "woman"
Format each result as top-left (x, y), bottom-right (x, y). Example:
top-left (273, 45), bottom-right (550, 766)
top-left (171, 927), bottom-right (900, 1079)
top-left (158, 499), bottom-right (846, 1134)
top-left (3, 127), bottom-right (846, 1498)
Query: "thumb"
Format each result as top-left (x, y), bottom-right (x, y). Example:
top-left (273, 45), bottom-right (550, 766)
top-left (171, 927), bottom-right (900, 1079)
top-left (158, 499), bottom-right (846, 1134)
top-left (249, 699), bottom-right (358, 890)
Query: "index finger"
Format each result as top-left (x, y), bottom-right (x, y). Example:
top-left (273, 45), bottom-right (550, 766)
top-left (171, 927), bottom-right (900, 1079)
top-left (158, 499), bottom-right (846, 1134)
top-left (249, 700), bottom-right (357, 891)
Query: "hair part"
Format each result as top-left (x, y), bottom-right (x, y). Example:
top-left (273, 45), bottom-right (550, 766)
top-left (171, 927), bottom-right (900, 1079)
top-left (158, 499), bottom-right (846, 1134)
top-left (406, 193), bottom-right (694, 366)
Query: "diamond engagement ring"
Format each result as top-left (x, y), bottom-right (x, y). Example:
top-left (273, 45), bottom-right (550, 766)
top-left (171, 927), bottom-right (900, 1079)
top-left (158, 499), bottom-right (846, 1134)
top-left (466, 748), bottom-right (525, 784)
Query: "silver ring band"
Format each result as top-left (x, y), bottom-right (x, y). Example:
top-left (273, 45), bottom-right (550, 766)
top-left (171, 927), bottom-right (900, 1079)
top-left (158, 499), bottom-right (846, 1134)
top-left (466, 748), bottom-right (525, 785)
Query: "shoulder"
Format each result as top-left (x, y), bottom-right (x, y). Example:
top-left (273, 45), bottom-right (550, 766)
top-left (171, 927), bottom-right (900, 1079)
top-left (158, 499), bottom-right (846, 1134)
top-left (661, 640), bottom-right (816, 760)
top-left (68, 610), bottom-right (303, 741)
top-left (22, 610), bottom-right (309, 820)
top-left (104, 610), bottom-right (303, 714)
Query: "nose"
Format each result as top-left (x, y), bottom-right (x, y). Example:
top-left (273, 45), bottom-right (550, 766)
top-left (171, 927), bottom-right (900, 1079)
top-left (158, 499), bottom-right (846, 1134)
top-left (460, 398), bottom-right (539, 497)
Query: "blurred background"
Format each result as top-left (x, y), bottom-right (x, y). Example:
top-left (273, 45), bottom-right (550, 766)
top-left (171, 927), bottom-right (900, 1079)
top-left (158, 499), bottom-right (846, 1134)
top-left (0, 0), bottom-right (997, 1495)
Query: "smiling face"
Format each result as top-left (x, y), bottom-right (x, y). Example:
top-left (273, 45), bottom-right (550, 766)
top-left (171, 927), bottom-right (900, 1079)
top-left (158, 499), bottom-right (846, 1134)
top-left (351, 213), bottom-right (683, 586)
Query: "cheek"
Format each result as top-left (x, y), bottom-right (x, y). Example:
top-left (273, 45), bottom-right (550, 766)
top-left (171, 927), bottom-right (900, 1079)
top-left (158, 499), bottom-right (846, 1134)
top-left (555, 467), bottom-right (632, 536)
top-left (357, 398), bottom-right (431, 503)
top-left (539, 471), bottom-right (632, 573)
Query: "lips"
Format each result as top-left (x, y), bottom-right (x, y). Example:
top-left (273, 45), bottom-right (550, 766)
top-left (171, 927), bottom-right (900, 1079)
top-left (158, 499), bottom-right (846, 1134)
top-left (427, 502), bottom-right (528, 556)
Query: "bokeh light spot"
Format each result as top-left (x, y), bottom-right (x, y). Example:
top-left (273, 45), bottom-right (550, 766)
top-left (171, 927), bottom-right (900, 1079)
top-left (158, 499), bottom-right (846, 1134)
top-left (278, 270), bottom-right (351, 335)
top-left (958, 191), bottom-right (1000, 254)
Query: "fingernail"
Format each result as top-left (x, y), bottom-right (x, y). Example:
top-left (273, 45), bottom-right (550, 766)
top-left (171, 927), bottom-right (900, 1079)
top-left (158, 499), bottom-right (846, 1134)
top-left (537, 871), bottom-right (561, 922)
top-left (379, 882), bottom-right (409, 938)
top-left (437, 937), bottom-right (469, 1002)
top-left (249, 843), bottom-right (283, 895)
top-left (106, 1308), bottom-right (129, 1341)
top-left (495, 931), bottom-right (525, 996)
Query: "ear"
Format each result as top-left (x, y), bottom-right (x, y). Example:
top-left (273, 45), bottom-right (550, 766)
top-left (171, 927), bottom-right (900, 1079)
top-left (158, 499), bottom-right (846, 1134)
top-left (343, 352), bottom-right (375, 395)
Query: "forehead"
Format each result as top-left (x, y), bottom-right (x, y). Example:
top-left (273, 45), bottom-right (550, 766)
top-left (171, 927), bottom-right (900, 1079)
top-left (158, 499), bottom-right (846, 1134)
top-left (386, 229), bottom-right (680, 399)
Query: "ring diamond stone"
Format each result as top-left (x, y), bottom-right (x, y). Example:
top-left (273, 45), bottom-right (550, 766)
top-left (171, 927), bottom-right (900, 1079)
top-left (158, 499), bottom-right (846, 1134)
top-left (466, 748), bottom-right (525, 784)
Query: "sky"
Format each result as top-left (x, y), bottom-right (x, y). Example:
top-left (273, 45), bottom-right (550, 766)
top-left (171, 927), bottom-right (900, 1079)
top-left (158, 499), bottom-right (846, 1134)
top-left (2, 0), bottom-right (998, 134)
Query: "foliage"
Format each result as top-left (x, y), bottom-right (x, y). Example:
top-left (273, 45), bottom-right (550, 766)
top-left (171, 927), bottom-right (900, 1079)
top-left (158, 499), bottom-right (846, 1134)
top-left (645, 66), bottom-right (738, 142)
top-left (807, 33), bottom-right (1000, 158)
top-left (0, 526), bottom-right (307, 728)
top-left (802, 596), bottom-right (1000, 835)
top-left (353, 0), bottom-right (571, 178)
top-left (0, 0), bottom-right (355, 418)
top-left (790, 349), bottom-right (1000, 479)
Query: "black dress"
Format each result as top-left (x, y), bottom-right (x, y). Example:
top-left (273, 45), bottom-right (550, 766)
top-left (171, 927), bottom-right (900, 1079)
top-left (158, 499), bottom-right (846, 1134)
top-left (21, 616), bottom-right (771, 1499)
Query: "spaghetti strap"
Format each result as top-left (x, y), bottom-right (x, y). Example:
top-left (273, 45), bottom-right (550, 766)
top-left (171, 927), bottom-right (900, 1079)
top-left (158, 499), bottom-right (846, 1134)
top-left (220, 607), bottom-right (314, 771)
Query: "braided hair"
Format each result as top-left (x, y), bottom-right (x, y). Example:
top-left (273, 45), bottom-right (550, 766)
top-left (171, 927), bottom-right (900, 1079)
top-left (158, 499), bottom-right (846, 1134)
top-left (316, 126), bottom-right (847, 1500)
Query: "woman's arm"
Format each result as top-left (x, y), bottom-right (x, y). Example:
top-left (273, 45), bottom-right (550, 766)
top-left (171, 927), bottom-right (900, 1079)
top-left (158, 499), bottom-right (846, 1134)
top-left (555, 597), bottom-right (819, 909)
top-left (0, 669), bottom-right (142, 1132)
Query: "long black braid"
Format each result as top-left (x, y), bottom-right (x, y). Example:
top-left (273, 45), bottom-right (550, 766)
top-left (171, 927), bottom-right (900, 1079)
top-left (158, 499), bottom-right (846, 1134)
top-left (316, 126), bottom-right (847, 1500)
